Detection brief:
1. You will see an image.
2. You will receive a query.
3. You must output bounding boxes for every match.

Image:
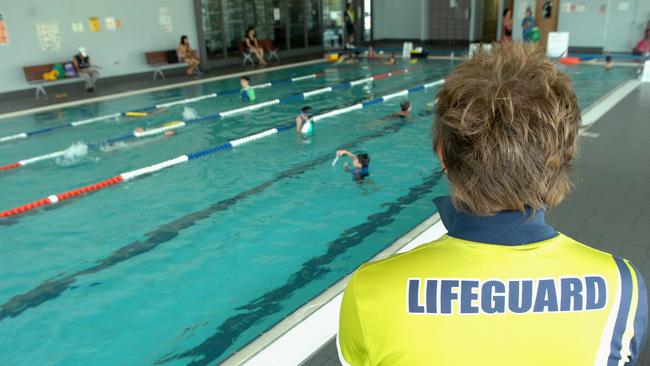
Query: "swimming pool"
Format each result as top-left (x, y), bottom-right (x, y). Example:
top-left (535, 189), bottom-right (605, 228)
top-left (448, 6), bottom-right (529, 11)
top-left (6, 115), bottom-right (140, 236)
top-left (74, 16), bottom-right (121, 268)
top-left (0, 60), bottom-right (637, 365)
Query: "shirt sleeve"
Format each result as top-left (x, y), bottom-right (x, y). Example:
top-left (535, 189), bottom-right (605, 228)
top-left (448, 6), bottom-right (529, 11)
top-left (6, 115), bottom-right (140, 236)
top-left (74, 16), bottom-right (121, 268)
top-left (627, 262), bottom-right (648, 365)
top-left (338, 270), bottom-right (370, 366)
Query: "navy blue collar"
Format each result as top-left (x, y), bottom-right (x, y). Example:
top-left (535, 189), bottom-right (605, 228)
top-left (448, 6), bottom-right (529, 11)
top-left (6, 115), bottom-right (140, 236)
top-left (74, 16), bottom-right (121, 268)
top-left (434, 196), bottom-right (557, 246)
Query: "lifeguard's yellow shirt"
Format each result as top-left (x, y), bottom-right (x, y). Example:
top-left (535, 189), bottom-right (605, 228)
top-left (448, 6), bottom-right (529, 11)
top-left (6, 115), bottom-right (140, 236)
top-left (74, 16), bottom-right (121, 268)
top-left (338, 196), bottom-right (647, 366)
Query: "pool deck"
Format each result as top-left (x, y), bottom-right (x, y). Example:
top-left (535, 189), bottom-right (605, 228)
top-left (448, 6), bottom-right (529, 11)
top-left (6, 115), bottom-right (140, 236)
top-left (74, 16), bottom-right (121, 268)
top-left (255, 80), bottom-right (650, 366)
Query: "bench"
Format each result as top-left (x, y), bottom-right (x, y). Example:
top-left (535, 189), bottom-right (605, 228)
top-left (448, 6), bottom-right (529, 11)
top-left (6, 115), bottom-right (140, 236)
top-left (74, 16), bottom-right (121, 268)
top-left (145, 50), bottom-right (182, 80)
top-left (239, 39), bottom-right (280, 66)
top-left (23, 63), bottom-right (80, 99)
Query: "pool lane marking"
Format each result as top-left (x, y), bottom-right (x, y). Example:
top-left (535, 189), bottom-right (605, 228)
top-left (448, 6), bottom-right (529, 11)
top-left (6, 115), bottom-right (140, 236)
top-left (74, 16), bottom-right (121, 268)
top-left (0, 69), bottom-right (329, 144)
top-left (0, 77), bottom-right (444, 218)
top-left (0, 111), bottom-right (435, 322)
top-left (1, 68), bottom-right (415, 172)
top-left (0, 59), bottom-right (328, 122)
top-left (157, 172), bottom-right (445, 366)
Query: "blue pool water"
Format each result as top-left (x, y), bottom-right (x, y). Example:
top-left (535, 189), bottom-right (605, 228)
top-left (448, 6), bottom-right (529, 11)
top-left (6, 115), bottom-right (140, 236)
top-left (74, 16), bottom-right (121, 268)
top-left (0, 60), bottom-right (637, 365)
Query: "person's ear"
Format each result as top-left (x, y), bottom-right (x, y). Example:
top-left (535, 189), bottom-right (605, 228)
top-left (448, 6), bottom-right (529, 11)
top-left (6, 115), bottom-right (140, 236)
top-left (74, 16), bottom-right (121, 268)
top-left (436, 143), bottom-right (446, 171)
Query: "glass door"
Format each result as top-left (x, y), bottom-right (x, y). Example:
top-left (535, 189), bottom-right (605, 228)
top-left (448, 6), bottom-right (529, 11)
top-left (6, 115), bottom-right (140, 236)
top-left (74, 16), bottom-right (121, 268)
top-left (322, 0), bottom-right (344, 50)
top-left (223, 0), bottom-right (246, 56)
top-left (363, 0), bottom-right (371, 42)
top-left (288, 0), bottom-right (306, 48)
top-left (271, 0), bottom-right (289, 50)
top-left (200, 0), bottom-right (225, 60)
top-left (306, 0), bottom-right (322, 47)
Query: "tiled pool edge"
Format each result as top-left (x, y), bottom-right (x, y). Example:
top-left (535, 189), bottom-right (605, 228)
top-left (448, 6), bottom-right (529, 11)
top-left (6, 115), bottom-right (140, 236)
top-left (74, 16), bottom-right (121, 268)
top-left (221, 213), bottom-right (446, 366)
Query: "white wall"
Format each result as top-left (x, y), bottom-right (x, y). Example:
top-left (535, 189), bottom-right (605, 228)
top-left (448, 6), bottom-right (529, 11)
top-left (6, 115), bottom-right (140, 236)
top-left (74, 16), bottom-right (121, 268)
top-left (556, 0), bottom-right (650, 51)
top-left (373, 0), bottom-right (426, 40)
top-left (0, 0), bottom-right (197, 94)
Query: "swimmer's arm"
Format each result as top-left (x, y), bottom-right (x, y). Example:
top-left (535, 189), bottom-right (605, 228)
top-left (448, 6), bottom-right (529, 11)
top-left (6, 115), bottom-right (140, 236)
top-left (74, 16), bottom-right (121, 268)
top-left (337, 150), bottom-right (359, 168)
top-left (295, 116), bottom-right (303, 133)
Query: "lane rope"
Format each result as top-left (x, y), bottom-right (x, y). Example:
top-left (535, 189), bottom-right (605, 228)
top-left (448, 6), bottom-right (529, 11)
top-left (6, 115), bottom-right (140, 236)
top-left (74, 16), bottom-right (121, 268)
top-left (0, 78), bottom-right (444, 218)
top-left (0, 70), bottom-right (330, 144)
top-left (2, 68), bottom-right (415, 172)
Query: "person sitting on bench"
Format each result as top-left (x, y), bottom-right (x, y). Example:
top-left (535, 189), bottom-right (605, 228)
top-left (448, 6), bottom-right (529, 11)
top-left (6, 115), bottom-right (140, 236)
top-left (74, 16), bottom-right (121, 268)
top-left (72, 47), bottom-right (100, 92)
top-left (244, 26), bottom-right (268, 66)
top-left (177, 35), bottom-right (201, 76)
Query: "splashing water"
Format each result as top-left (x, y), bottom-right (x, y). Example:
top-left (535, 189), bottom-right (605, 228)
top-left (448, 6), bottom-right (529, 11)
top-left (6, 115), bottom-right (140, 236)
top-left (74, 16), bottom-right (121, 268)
top-left (182, 107), bottom-right (199, 120)
top-left (55, 142), bottom-right (89, 166)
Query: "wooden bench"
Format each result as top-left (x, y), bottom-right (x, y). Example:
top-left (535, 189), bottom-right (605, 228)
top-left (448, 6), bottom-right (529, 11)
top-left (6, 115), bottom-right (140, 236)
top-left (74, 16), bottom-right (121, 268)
top-left (145, 50), bottom-right (181, 80)
top-left (23, 63), bottom-right (80, 99)
top-left (238, 39), bottom-right (280, 66)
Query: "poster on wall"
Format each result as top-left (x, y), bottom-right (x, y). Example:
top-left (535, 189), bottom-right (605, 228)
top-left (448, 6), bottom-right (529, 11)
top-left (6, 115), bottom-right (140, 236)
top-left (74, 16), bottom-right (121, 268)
top-left (72, 21), bottom-right (84, 32)
top-left (547, 32), bottom-right (569, 58)
top-left (105, 17), bottom-right (117, 31)
top-left (0, 12), bottom-right (9, 46)
top-left (36, 21), bottom-right (61, 51)
top-left (89, 17), bottom-right (101, 32)
top-left (159, 7), bottom-right (173, 33)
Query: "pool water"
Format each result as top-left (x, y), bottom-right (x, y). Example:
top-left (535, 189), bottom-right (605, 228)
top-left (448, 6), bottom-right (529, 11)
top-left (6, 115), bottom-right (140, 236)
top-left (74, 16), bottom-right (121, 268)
top-left (0, 60), bottom-right (637, 365)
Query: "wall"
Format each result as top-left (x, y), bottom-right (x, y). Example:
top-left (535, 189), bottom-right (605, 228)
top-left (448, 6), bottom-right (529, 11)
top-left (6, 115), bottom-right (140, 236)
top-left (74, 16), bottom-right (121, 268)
top-left (428, 0), bottom-right (471, 41)
top-left (556, 0), bottom-right (650, 51)
top-left (0, 0), bottom-right (197, 94)
top-left (372, 0), bottom-right (424, 40)
top-left (372, 0), bottom-right (471, 41)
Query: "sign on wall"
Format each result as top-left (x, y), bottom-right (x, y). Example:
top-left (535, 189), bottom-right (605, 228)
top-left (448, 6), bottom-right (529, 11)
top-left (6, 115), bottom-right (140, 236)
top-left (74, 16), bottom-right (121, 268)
top-left (105, 17), bottom-right (118, 31)
top-left (36, 21), bottom-right (61, 51)
top-left (72, 21), bottom-right (84, 32)
top-left (89, 17), bottom-right (101, 32)
top-left (159, 7), bottom-right (173, 33)
top-left (0, 12), bottom-right (9, 46)
top-left (546, 32), bottom-right (569, 58)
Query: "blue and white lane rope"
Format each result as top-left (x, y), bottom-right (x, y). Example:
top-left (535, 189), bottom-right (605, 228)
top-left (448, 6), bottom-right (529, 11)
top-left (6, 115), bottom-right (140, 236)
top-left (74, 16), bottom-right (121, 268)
top-left (0, 71), bottom-right (328, 144)
top-left (1, 69), bottom-right (414, 171)
top-left (0, 78), bottom-right (445, 218)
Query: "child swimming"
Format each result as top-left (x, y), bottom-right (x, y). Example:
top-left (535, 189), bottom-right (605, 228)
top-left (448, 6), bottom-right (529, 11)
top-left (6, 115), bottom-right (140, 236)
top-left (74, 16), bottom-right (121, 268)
top-left (394, 101), bottom-right (412, 118)
top-left (240, 76), bottom-right (256, 102)
top-left (295, 106), bottom-right (314, 136)
top-left (336, 149), bottom-right (370, 182)
top-left (385, 52), bottom-right (397, 65)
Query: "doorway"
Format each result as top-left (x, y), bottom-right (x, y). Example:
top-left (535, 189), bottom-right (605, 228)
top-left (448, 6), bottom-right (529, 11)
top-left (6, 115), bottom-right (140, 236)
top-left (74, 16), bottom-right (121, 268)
top-left (481, 0), bottom-right (500, 42)
top-left (535, 0), bottom-right (559, 50)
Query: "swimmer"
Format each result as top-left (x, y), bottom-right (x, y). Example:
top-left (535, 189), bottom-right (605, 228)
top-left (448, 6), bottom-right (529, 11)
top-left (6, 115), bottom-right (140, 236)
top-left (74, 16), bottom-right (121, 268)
top-left (240, 76), bottom-right (256, 103)
top-left (385, 52), bottom-right (397, 65)
top-left (605, 55), bottom-right (613, 70)
top-left (367, 46), bottom-right (377, 59)
top-left (336, 149), bottom-right (370, 182)
top-left (295, 106), bottom-right (314, 136)
top-left (134, 127), bottom-right (176, 137)
top-left (394, 101), bottom-right (412, 118)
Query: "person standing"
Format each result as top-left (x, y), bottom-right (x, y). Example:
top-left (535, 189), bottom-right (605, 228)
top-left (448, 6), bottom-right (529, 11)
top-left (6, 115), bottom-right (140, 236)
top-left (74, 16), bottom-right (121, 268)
top-left (177, 35), bottom-right (201, 76)
top-left (501, 8), bottom-right (513, 42)
top-left (521, 7), bottom-right (536, 42)
top-left (344, 3), bottom-right (355, 49)
top-left (72, 47), bottom-right (100, 92)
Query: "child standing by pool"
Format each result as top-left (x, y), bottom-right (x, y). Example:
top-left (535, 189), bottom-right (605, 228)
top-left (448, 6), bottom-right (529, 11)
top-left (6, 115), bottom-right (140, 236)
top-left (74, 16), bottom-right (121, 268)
top-left (336, 149), bottom-right (370, 182)
top-left (240, 76), bottom-right (256, 102)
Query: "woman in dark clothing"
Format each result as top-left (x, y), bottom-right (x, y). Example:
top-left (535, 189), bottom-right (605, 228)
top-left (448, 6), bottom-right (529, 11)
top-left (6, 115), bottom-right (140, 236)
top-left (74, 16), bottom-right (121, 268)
top-left (344, 3), bottom-right (355, 49)
top-left (245, 26), bottom-right (268, 65)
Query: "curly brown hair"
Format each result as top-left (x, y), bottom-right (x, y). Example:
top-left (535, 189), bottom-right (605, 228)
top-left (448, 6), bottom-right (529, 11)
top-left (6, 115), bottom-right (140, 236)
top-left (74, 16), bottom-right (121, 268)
top-left (433, 42), bottom-right (581, 215)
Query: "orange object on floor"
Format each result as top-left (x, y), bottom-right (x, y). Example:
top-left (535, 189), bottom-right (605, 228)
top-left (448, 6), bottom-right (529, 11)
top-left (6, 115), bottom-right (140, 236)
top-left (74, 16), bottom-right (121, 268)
top-left (559, 57), bottom-right (581, 65)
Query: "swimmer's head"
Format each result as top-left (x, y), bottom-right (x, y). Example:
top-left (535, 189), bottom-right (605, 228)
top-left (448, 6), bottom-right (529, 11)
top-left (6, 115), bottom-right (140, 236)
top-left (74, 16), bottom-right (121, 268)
top-left (240, 76), bottom-right (251, 88)
top-left (301, 106), bottom-right (313, 118)
top-left (400, 101), bottom-right (412, 112)
top-left (605, 55), bottom-right (612, 63)
top-left (357, 153), bottom-right (370, 168)
top-left (135, 127), bottom-right (144, 133)
top-left (164, 130), bottom-right (176, 137)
